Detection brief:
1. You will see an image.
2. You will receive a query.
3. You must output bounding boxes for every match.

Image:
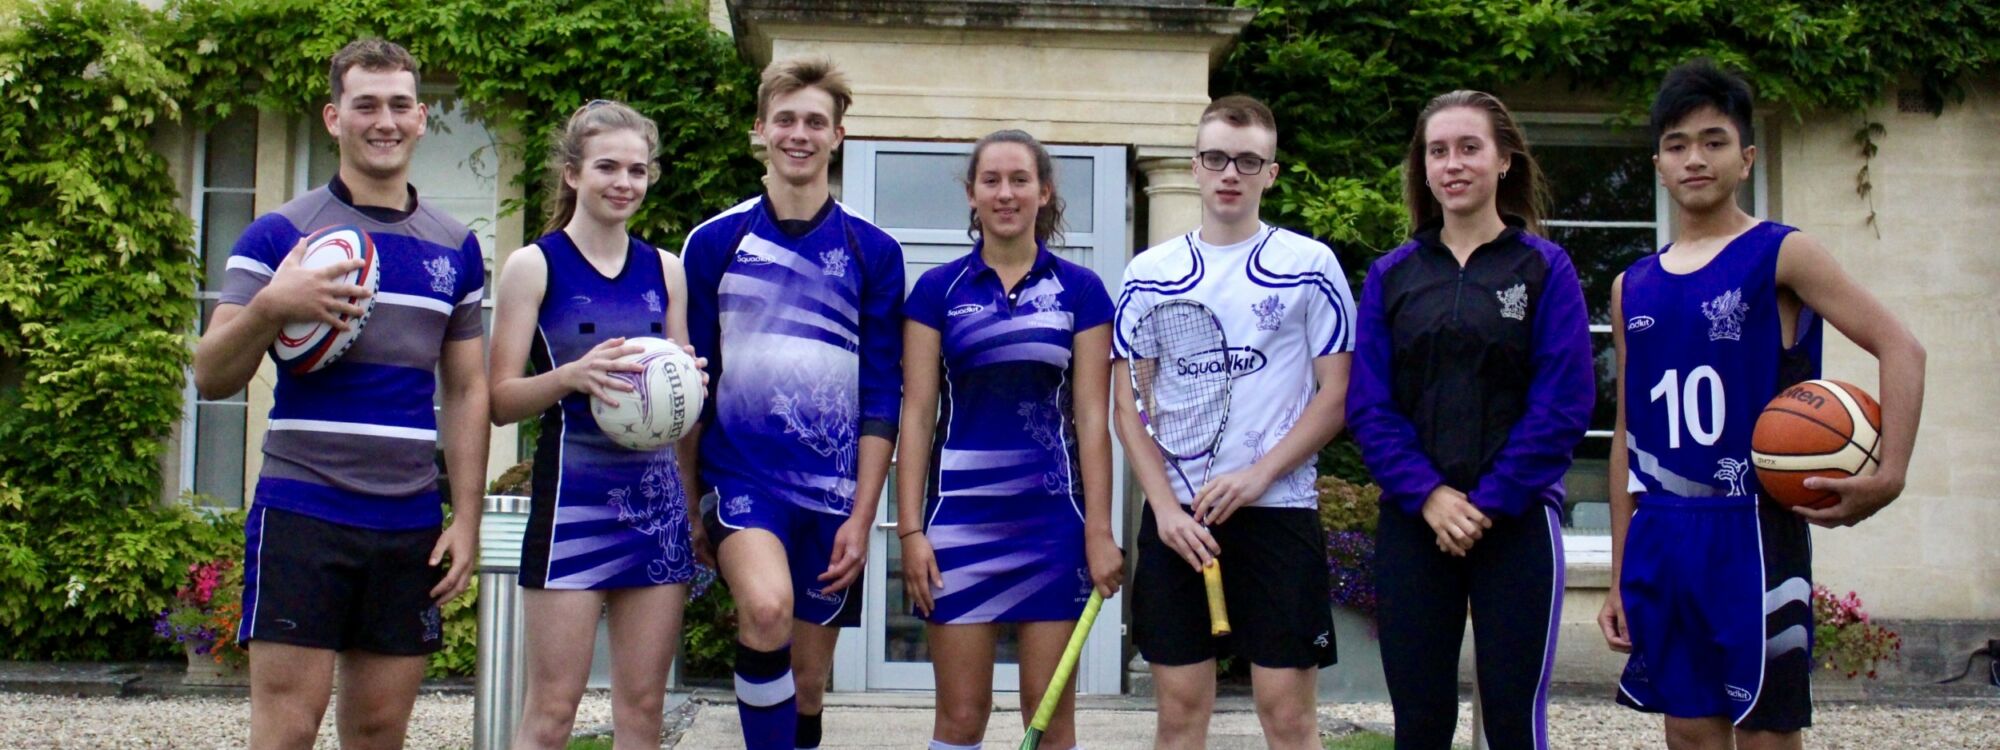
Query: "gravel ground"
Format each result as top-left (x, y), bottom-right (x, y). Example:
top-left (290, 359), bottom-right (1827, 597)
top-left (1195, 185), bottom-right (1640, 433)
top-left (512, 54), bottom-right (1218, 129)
top-left (1321, 700), bottom-right (2000, 749)
top-left (2, 691), bottom-right (1996, 748)
top-left (0, 692), bottom-right (612, 749)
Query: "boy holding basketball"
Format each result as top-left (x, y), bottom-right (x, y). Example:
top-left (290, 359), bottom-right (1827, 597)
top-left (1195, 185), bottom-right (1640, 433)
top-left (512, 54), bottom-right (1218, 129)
top-left (192, 39), bottom-right (487, 749)
top-left (1110, 95), bottom-right (1355, 750)
top-left (680, 57), bottom-right (904, 750)
top-left (1599, 61), bottom-right (1925, 749)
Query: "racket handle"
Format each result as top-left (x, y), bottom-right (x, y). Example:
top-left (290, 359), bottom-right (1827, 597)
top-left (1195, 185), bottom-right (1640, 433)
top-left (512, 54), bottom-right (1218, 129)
top-left (1202, 559), bottom-right (1231, 636)
top-left (1022, 591), bottom-right (1104, 750)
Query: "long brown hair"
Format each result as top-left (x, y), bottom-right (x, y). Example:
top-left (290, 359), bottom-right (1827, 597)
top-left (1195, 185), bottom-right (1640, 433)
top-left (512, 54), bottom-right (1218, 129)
top-left (542, 100), bottom-right (660, 236)
top-left (964, 129), bottom-right (1066, 246)
top-left (1402, 90), bottom-right (1550, 234)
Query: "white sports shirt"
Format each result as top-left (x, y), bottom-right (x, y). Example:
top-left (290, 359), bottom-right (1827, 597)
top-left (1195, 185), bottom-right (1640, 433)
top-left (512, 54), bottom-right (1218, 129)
top-left (1112, 224), bottom-right (1357, 509)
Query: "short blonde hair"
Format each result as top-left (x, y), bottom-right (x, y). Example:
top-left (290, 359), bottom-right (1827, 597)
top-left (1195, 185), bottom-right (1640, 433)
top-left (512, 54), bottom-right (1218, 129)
top-left (756, 57), bottom-right (853, 126)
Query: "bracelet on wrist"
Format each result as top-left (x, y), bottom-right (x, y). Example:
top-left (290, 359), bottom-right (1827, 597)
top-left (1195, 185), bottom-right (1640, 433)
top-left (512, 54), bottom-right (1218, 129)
top-left (897, 527), bottom-right (924, 539)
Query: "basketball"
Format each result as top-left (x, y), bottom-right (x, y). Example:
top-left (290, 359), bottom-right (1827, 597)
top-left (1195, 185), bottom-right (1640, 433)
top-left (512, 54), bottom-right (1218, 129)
top-left (271, 225), bottom-right (379, 375)
top-left (1750, 379), bottom-right (1882, 509)
top-left (590, 337), bottom-right (705, 451)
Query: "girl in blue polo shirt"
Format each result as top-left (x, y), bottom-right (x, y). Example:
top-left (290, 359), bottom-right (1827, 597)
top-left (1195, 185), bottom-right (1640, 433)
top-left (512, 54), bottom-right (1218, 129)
top-left (895, 130), bottom-right (1122, 750)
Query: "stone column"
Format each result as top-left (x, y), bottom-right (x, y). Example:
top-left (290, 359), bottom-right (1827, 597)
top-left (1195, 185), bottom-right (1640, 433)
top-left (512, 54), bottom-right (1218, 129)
top-left (1138, 148), bottom-right (1200, 248)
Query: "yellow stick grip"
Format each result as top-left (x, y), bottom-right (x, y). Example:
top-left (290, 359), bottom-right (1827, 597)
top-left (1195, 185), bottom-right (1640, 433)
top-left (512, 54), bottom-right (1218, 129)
top-left (1202, 559), bottom-right (1231, 636)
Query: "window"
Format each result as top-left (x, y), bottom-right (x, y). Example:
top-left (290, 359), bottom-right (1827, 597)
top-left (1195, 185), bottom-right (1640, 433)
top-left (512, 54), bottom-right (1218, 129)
top-left (1523, 115), bottom-right (1764, 562)
top-left (181, 110), bottom-right (258, 508)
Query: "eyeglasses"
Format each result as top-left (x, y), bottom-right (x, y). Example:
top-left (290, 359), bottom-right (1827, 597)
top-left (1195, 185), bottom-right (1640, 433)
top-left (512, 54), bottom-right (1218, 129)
top-left (1197, 150), bottom-right (1273, 175)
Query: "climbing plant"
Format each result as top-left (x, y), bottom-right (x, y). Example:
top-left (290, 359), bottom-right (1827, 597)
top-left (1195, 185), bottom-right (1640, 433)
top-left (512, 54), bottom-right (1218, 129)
top-left (0, 0), bottom-right (759, 660)
top-left (1217, 0), bottom-right (2000, 261)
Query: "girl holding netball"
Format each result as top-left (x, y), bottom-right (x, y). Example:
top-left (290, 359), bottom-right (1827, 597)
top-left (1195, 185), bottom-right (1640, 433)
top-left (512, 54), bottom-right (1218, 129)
top-left (487, 100), bottom-right (707, 750)
top-left (895, 130), bottom-right (1123, 750)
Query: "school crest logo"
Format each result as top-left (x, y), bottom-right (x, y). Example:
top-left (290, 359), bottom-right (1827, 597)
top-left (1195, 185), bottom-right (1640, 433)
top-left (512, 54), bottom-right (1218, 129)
top-left (424, 256), bottom-right (457, 295)
top-left (1028, 293), bottom-right (1063, 314)
top-left (1251, 294), bottom-right (1285, 331)
top-left (420, 606), bottom-right (442, 642)
top-left (1497, 283), bottom-right (1529, 321)
top-left (819, 248), bottom-right (849, 278)
top-left (1702, 288), bottom-right (1749, 342)
top-left (642, 290), bottom-right (662, 314)
top-left (1714, 457), bottom-right (1751, 496)
top-left (725, 495), bottom-right (753, 517)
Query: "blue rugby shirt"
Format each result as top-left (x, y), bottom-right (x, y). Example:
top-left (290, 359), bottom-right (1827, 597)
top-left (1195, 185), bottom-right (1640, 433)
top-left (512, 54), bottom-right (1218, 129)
top-left (682, 196), bottom-right (905, 516)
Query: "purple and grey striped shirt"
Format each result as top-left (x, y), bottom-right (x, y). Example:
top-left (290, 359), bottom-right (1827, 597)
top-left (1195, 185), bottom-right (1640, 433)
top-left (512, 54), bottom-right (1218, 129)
top-left (219, 184), bottom-right (484, 530)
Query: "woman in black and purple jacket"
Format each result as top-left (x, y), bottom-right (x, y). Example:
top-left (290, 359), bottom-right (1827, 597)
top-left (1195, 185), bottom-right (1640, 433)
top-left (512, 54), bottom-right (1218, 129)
top-left (1345, 91), bottom-right (1595, 750)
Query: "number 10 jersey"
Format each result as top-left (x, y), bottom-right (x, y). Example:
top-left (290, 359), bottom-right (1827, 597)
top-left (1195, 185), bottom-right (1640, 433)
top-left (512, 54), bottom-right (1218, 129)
top-left (1620, 220), bottom-right (1822, 503)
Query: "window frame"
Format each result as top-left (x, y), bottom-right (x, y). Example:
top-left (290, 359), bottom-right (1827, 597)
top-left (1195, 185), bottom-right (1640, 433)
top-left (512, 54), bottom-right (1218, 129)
top-left (179, 115), bottom-right (259, 509)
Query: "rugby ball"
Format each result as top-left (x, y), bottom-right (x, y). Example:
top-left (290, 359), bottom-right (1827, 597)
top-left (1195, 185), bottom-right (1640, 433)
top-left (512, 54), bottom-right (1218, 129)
top-left (270, 225), bottom-right (380, 375)
top-left (591, 337), bottom-right (706, 451)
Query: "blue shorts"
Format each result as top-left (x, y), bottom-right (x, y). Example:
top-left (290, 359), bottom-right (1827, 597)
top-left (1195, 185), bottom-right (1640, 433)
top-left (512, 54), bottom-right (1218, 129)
top-left (1616, 495), bottom-right (1813, 731)
top-left (703, 490), bottom-right (863, 628)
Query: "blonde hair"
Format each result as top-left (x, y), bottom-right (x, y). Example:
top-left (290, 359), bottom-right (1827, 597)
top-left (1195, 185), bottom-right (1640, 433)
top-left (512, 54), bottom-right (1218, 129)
top-left (756, 57), bottom-right (853, 126)
top-left (542, 100), bottom-right (660, 235)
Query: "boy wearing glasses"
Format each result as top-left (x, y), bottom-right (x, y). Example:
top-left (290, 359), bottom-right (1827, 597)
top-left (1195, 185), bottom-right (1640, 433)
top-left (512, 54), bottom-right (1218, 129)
top-left (1111, 94), bottom-right (1357, 750)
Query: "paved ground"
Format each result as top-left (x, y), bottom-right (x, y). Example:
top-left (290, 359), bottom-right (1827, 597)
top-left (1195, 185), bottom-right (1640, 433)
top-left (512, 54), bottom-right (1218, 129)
top-left (3, 687), bottom-right (1998, 749)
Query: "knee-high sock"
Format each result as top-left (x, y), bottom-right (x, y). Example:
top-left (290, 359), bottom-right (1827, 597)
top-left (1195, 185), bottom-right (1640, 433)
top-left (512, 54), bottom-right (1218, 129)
top-left (796, 710), bottom-right (823, 750)
top-left (735, 641), bottom-right (797, 750)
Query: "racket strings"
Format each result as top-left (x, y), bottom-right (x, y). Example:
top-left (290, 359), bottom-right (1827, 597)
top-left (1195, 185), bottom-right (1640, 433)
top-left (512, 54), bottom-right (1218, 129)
top-left (1132, 302), bottom-right (1230, 460)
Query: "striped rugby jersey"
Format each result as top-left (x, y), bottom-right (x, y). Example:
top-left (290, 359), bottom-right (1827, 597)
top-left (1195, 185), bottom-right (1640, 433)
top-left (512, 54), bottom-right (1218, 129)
top-left (219, 184), bottom-right (484, 530)
top-left (1112, 224), bottom-right (1356, 510)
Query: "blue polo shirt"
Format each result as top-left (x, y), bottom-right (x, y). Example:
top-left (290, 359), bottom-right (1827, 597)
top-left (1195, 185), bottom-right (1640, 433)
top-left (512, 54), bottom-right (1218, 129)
top-left (907, 243), bottom-right (1113, 507)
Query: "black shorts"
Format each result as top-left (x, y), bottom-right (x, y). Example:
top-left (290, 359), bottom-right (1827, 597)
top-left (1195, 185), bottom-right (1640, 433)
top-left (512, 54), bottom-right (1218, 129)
top-left (237, 505), bottom-right (445, 655)
top-left (1133, 504), bottom-right (1335, 669)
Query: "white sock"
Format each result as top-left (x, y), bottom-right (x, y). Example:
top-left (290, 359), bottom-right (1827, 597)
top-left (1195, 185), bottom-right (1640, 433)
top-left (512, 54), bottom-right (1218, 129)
top-left (928, 741), bottom-right (981, 750)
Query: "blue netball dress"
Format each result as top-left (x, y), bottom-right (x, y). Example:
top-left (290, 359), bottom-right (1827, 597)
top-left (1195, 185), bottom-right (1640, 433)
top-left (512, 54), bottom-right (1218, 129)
top-left (905, 244), bottom-right (1113, 624)
top-left (1616, 221), bottom-right (1822, 730)
top-left (519, 230), bottom-right (697, 590)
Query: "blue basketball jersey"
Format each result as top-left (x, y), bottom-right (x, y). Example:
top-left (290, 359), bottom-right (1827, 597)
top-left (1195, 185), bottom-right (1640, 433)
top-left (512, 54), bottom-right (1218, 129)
top-left (1620, 221), bottom-right (1823, 503)
top-left (1617, 221), bottom-right (1824, 726)
top-left (523, 230), bottom-right (696, 590)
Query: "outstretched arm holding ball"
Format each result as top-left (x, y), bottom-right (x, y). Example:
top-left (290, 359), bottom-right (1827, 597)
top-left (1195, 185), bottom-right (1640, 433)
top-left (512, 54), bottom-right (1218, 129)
top-left (1774, 232), bottom-right (1926, 527)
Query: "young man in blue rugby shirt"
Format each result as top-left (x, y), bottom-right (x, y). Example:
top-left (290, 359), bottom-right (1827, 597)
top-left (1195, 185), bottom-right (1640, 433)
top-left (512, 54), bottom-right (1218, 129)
top-left (682, 57), bottom-right (905, 750)
top-left (194, 39), bottom-right (486, 750)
